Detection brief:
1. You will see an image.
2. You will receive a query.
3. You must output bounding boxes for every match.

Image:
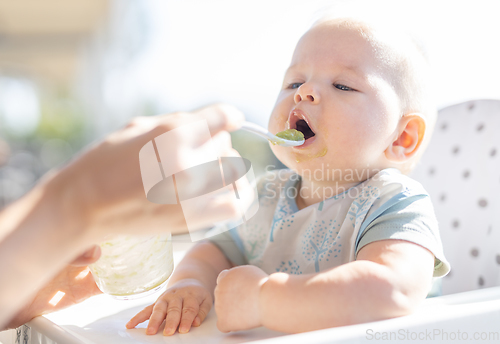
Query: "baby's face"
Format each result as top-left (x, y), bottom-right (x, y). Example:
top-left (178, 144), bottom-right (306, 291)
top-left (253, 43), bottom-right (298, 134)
top-left (268, 24), bottom-right (402, 181)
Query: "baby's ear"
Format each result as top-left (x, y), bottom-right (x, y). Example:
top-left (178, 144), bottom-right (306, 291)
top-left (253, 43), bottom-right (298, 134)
top-left (385, 114), bottom-right (426, 162)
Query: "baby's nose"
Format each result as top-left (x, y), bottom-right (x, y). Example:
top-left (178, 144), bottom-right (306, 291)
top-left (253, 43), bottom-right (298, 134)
top-left (294, 83), bottom-right (320, 104)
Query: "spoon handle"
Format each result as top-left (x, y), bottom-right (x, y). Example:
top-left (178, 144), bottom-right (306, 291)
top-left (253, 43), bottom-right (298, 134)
top-left (240, 121), bottom-right (276, 141)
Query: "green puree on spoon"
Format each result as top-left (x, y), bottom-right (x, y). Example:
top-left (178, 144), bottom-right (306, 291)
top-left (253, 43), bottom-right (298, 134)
top-left (240, 122), bottom-right (305, 147)
top-left (275, 129), bottom-right (305, 142)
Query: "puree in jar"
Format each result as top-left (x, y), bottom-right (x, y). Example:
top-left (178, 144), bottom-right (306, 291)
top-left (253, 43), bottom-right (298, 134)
top-left (90, 233), bottom-right (173, 298)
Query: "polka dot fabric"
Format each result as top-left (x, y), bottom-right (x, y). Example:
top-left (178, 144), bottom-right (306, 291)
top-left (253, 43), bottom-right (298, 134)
top-left (411, 99), bottom-right (500, 295)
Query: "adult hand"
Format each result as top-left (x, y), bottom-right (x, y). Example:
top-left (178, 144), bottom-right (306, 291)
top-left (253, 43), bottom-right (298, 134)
top-left (51, 103), bottom-right (246, 244)
top-left (0, 103), bottom-right (245, 329)
top-left (5, 246), bottom-right (102, 330)
top-left (214, 265), bottom-right (269, 332)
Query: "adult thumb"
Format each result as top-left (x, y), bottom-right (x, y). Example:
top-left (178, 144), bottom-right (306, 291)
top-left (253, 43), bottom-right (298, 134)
top-left (71, 245), bottom-right (102, 266)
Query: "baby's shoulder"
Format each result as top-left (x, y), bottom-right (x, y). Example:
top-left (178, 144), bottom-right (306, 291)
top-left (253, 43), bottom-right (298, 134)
top-left (363, 168), bottom-right (429, 200)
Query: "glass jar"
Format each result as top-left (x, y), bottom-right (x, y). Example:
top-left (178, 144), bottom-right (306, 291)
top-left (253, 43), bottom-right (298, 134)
top-left (89, 233), bottom-right (173, 299)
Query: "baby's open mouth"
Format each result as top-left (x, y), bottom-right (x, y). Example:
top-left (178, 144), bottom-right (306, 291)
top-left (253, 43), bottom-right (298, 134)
top-left (287, 109), bottom-right (316, 145)
top-left (294, 119), bottom-right (315, 140)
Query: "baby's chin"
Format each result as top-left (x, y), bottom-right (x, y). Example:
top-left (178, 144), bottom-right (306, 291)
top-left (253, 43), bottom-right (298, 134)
top-left (271, 145), bottom-right (392, 185)
top-left (273, 150), bottom-right (328, 176)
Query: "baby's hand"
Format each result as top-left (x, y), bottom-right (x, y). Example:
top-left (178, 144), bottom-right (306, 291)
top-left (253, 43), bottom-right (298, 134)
top-left (214, 265), bottom-right (269, 332)
top-left (126, 279), bottom-right (213, 336)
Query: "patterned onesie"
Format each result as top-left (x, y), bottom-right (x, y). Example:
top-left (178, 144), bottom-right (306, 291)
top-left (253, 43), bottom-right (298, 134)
top-left (208, 168), bottom-right (450, 280)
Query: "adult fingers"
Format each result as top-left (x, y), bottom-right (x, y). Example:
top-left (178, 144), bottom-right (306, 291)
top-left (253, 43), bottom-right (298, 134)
top-left (70, 245), bottom-right (101, 266)
top-left (142, 104), bottom-right (243, 149)
top-left (173, 131), bottom-right (233, 199)
top-left (75, 267), bottom-right (102, 299)
top-left (211, 131), bottom-right (233, 158)
top-left (186, 193), bottom-right (240, 230)
top-left (163, 298), bottom-right (183, 336)
top-left (220, 148), bottom-right (248, 186)
top-left (126, 304), bottom-right (154, 329)
top-left (177, 297), bottom-right (200, 334)
top-left (192, 103), bottom-right (244, 135)
top-left (146, 299), bottom-right (169, 335)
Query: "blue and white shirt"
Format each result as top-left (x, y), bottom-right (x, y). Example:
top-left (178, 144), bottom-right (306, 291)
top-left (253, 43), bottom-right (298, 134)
top-left (208, 168), bottom-right (450, 278)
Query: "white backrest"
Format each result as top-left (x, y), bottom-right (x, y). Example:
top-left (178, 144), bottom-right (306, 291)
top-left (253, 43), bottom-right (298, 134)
top-left (411, 99), bottom-right (500, 295)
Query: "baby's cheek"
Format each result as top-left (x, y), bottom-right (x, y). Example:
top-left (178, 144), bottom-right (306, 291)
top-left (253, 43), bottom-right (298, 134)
top-left (267, 114), bottom-right (281, 134)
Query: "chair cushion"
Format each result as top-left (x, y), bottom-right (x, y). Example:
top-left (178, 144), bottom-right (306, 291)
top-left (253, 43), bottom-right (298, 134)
top-left (411, 99), bottom-right (500, 295)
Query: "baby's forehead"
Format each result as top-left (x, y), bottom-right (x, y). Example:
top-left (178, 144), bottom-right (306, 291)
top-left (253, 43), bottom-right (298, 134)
top-left (306, 19), bottom-right (405, 60)
top-left (291, 21), bottom-right (400, 81)
top-left (304, 18), bottom-right (425, 81)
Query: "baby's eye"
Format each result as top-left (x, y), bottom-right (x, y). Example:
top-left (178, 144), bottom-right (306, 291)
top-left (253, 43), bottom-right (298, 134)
top-left (288, 82), bottom-right (303, 89)
top-left (334, 84), bottom-right (354, 91)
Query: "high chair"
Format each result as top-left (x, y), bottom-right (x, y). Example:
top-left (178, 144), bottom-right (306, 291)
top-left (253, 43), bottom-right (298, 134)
top-left (411, 99), bottom-right (500, 295)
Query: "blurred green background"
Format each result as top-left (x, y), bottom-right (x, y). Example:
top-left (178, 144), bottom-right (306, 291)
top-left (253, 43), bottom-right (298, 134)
top-left (0, 0), bottom-right (499, 208)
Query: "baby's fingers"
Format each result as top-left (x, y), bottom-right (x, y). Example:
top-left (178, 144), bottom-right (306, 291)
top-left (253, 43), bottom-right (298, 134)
top-left (163, 298), bottom-right (183, 336)
top-left (177, 298), bottom-right (201, 334)
top-left (126, 304), bottom-right (154, 329)
top-left (146, 299), bottom-right (168, 335)
top-left (192, 298), bottom-right (212, 327)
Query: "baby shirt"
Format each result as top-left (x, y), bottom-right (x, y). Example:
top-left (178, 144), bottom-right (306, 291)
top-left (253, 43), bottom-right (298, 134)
top-left (207, 168), bottom-right (450, 277)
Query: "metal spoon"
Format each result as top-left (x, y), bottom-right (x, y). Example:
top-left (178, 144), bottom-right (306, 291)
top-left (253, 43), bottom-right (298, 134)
top-left (240, 121), bottom-right (305, 147)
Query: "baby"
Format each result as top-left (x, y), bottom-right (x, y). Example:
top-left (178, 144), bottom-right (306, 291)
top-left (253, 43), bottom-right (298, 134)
top-left (126, 16), bottom-right (450, 335)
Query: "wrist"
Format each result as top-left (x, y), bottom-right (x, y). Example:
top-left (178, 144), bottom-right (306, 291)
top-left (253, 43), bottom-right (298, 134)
top-left (169, 277), bottom-right (205, 287)
top-left (259, 272), bottom-right (289, 328)
top-left (0, 170), bottom-right (93, 326)
top-left (168, 275), bottom-right (213, 296)
top-left (256, 275), bottom-right (270, 326)
top-left (41, 167), bottom-right (93, 246)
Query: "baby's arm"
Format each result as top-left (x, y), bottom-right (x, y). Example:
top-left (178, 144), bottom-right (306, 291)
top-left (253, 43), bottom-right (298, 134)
top-left (258, 239), bottom-right (434, 333)
top-left (127, 241), bottom-right (232, 335)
